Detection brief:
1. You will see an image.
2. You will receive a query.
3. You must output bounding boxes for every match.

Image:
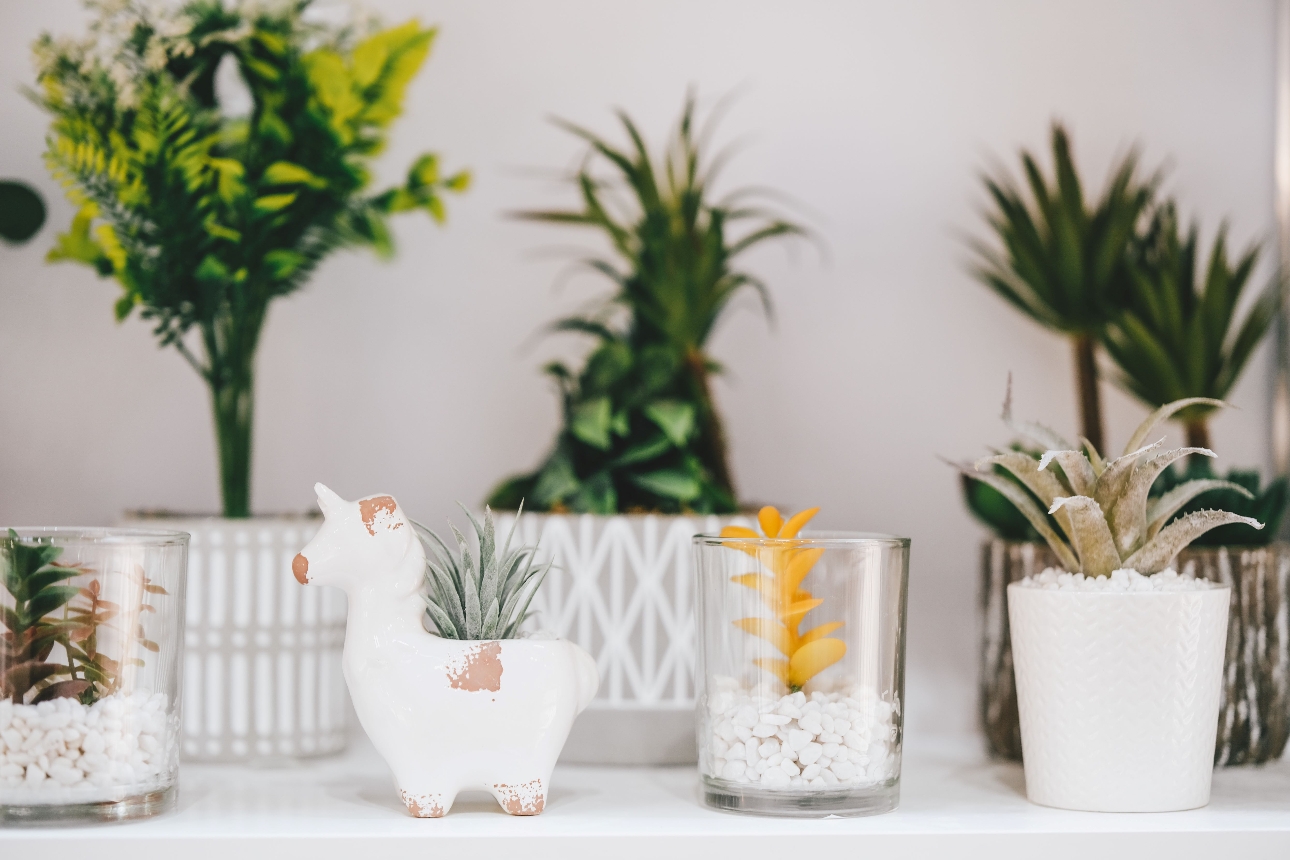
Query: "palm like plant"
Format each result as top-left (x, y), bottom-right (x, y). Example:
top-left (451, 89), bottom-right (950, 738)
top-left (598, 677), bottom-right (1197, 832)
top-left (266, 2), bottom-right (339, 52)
top-left (488, 95), bottom-right (805, 514)
top-left (1103, 201), bottom-right (1277, 451)
top-left (972, 123), bottom-right (1157, 453)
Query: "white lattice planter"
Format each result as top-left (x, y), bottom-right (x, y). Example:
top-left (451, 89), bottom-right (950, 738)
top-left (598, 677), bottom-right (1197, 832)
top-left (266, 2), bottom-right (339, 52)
top-left (126, 515), bottom-right (347, 762)
top-left (493, 512), bottom-right (752, 764)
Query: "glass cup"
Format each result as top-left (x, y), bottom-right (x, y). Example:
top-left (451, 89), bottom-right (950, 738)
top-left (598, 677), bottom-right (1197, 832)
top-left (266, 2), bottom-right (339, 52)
top-left (694, 531), bottom-right (909, 817)
top-left (0, 528), bottom-right (188, 823)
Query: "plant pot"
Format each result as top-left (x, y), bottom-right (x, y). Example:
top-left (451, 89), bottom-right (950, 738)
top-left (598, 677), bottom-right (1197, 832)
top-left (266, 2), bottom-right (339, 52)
top-left (693, 531), bottom-right (909, 817)
top-left (1, 528), bottom-right (188, 824)
top-left (295, 488), bottom-right (598, 817)
top-left (1008, 581), bottom-right (1230, 812)
top-left (980, 539), bottom-right (1290, 766)
top-left (492, 511), bottom-right (753, 765)
top-left (124, 513), bottom-right (346, 763)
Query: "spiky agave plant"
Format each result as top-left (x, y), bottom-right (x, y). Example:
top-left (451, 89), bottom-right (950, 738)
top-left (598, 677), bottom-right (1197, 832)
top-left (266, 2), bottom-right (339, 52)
top-left (956, 393), bottom-right (1263, 576)
top-left (412, 505), bottom-right (551, 640)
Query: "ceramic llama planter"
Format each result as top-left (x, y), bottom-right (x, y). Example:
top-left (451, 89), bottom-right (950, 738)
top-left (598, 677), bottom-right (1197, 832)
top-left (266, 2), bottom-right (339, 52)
top-left (294, 484), bottom-right (599, 817)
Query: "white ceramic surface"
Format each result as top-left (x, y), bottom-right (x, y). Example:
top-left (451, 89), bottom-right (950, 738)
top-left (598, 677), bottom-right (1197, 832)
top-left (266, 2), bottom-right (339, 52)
top-left (125, 513), bottom-right (346, 762)
top-left (494, 511), bottom-right (752, 764)
top-left (1008, 583), bottom-right (1231, 812)
top-left (296, 485), bottom-right (598, 817)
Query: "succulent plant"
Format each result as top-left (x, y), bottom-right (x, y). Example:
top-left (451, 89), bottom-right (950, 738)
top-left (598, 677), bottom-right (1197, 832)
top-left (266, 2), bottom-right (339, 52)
top-left (413, 505), bottom-right (551, 641)
top-left (721, 506), bottom-right (846, 692)
top-left (955, 391), bottom-right (1263, 576)
top-left (1152, 461), bottom-right (1288, 548)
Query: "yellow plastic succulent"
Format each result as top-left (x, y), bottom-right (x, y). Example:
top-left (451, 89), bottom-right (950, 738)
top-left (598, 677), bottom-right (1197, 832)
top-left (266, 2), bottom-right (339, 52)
top-left (720, 506), bottom-right (846, 692)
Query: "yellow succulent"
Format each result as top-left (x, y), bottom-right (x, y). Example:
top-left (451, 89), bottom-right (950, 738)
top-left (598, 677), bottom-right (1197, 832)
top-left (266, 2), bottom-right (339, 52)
top-left (720, 506), bottom-right (846, 692)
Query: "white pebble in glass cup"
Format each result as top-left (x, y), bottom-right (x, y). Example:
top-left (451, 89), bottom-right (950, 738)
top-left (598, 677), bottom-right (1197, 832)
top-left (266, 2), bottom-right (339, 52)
top-left (693, 531), bottom-right (909, 817)
top-left (0, 528), bottom-right (188, 824)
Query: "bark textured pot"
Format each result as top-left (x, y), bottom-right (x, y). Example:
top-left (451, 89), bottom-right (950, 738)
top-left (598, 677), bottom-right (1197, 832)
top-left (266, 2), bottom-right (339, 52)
top-left (126, 513), bottom-right (345, 762)
top-left (296, 486), bottom-right (598, 817)
top-left (1008, 582), bottom-right (1230, 812)
top-left (492, 512), bottom-right (752, 764)
top-left (980, 540), bottom-right (1290, 765)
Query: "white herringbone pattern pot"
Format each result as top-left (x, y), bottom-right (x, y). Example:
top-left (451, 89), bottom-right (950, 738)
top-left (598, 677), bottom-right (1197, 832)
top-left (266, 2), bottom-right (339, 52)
top-left (493, 512), bottom-right (752, 764)
top-left (1008, 584), bottom-right (1230, 811)
top-left (128, 515), bottom-right (347, 762)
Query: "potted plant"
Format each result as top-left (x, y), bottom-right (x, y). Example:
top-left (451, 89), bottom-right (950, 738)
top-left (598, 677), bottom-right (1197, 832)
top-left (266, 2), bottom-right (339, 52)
top-left (484, 95), bottom-right (801, 764)
top-left (967, 123), bottom-right (1158, 759)
top-left (31, 0), bottom-right (467, 762)
top-left (959, 398), bottom-right (1258, 811)
top-left (294, 488), bottom-right (597, 818)
top-left (1101, 199), bottom-right (1289, 764)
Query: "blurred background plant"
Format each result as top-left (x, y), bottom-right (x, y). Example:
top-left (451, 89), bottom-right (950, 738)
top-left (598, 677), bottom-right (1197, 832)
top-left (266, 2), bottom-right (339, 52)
top-left (970, 122), bottom-right (1158, 454)
top-left (488, 94), bottom-right (805, 514)
top-left (31, 0), bottom-right (468, 517)
top-left (1102, 199), bottom-right (1286, 544)
top-left (0, 180), bottom-right (46, 244)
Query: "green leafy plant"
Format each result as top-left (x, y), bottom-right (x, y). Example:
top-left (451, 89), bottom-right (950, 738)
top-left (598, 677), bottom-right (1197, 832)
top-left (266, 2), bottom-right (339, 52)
top-left (32, 0), bottom-right (468, 517)
top-left (954, 396), bottom-right (1260, 576)
top-left (1102, 200), bottom-right (1279, 451)
top-left (1152, 461), bottom-right (1287, 548)
top-left (0, 180), bottom-right (46, 244)
top-left (1, 530), bottom-right (86, 704)
top-left (971, 123), bottom-right (1158, 454)
top-left (62, 566), bottom-right (168, 703)
top-left (413, 505), bottom-right (551, 641)
top-left (487, 94), bottom-right (805, 514)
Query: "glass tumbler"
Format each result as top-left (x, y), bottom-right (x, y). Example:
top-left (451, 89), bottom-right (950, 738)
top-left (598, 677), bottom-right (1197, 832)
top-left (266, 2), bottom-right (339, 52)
top-left (694, 531), bottom-right (909, 817)
top-left (0, 528), bottom-right (188, 823)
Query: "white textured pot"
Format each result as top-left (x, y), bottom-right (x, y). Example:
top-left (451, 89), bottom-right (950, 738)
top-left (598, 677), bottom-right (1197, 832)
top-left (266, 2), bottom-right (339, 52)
top-left (1008, 583), bottom-right (1230, 812)
top-left (493, 511), bottom-right (753, 764)
top-left (295, 486), bottom-right (598, 817)
top-left (125, 513), bottom-right (346, 762)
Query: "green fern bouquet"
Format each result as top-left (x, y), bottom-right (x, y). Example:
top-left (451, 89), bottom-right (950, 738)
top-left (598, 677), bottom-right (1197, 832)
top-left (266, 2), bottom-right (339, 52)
top-left (32, 0), bottom-right (468, 517)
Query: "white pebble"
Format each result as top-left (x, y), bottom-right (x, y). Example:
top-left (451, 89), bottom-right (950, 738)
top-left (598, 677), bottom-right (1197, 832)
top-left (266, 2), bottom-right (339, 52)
top-left (832, 761), bottom-right (857, 780)
top-left (802, 763), bottom-right (821, 780)
top-left (721, 760), bottom-right (746, 780)
top-left (758, 740), bottom-right (780, 758)
top-left (798, 743), bottom-right (823, 765)
top-left (788, 729), bottom-right (813, 751)
top-left (760, 713), bottom-right (792, 726)
top-left (751, 723), bottom-right (777, 738)
top-left (780, 759), bottom-right (800, 777)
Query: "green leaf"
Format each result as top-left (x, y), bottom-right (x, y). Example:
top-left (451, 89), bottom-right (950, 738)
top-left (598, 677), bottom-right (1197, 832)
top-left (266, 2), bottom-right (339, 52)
top-left (570, 397), bottom-right (613, 450)
top-left (630, 469), bottom-right (702, 502)
top-left (253, 193), bottom-right (298, 212)
top-left (644, 400), bottom-right (696, 446)
top-left (263, 161), bottom-right (327, 190)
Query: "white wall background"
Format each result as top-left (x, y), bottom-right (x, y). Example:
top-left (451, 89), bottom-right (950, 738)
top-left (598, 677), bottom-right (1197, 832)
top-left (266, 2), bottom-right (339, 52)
top-left (0, 0), bottom-right (1277, 736)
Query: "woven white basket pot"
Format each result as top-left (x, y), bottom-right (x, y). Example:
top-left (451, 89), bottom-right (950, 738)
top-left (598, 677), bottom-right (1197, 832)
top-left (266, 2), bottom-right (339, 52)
top-left (492, 512), bottom-right (752, 764)
top-left (1008, 583), bottom-right (1230, 812)
top-left (126, 514), bottom-right (347, 762)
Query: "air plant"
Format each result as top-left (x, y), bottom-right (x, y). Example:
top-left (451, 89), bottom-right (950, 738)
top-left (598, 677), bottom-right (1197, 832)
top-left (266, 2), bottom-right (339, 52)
top-left (721, 506), bottom-right (846, 691)
top-left (954, 393), bottom-right (1262, 577)
top-left (413, 505), bottom-right (551, 641)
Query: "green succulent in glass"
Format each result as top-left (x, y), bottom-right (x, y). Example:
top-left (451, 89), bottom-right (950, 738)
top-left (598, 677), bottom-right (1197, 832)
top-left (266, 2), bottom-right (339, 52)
top-left (971, 123), bottom-right (1158, 454)
top-left (32, 0), bottom-right (468, 518)
top-left (1102, 200), bottom-right (1279, 452)
top-left (487, 95), bottom-right (805, 514)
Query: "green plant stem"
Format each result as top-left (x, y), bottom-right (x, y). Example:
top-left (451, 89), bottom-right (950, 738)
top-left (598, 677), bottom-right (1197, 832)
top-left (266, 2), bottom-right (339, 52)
top-left (686, 348), bottom-right (735, 500)
top-left (1073, 332), bottom-right (1104, 454)
top-left (204, 308), bottom-right (264, 519)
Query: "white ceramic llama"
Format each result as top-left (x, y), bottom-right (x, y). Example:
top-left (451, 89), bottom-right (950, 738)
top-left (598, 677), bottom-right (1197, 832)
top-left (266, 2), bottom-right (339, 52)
top-left (294, 484), bottom-right (598, 817)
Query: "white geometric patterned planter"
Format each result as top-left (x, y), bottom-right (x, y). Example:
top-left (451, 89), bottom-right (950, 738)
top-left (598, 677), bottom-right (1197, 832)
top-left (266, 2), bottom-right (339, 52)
top-left (1008, 583), bottom-right (1231, 811)
top-left (493, 512), bottom-right (752, 764)
top-left (126, 514), bottom-right (347, 763)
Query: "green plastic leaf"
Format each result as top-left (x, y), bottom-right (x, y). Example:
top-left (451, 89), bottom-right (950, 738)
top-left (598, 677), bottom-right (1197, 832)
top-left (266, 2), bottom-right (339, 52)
top-left (570, 397), bottom-right (613, 450)
top-left (630, 469), bottom-right (702, 502)
top-left (644, 400), bottom-right (696, 446)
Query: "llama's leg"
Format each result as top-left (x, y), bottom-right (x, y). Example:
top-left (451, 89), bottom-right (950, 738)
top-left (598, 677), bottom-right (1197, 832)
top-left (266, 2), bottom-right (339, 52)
top-left (397, 783), bottom-right (457, 819)
top-left (489, 777), bottom-right (547, 816)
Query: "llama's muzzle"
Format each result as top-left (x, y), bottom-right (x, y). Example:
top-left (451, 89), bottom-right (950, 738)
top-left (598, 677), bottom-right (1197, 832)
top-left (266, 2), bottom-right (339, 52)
top-left (293, 552), bottom-right (309, 584)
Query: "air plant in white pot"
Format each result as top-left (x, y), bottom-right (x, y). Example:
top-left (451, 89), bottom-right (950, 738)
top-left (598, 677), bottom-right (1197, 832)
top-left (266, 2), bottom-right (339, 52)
top-left (956, 393), bottom-right (1260, 812)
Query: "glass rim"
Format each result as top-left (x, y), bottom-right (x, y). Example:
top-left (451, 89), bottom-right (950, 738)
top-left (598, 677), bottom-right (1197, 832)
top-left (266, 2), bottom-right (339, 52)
top-left (2, 526), bottom-right (191, 546)
top-left (693, 529), bottom-right (910, 548)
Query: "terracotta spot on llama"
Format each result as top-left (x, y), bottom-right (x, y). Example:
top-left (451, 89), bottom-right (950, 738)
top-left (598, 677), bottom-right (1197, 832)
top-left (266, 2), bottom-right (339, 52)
top-left (359, 495), bottom-right (403, 536)
top-left (446, 641), bottom-right (503, 692)
top-left (292, 553), bottom-right (309, 584)
top-left (400, 789), bottom-right (446, 818)
top-left (493, 779), bottom-right (545, 816)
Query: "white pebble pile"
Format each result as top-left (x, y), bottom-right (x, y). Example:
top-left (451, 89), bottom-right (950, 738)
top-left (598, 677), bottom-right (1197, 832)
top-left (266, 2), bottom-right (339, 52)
top-left (704, 678), bottom-right (899, 791)
top-left (1020, 567), bottom-right (1216, 592)
top-left (0, 691), bottom-right (174, 802)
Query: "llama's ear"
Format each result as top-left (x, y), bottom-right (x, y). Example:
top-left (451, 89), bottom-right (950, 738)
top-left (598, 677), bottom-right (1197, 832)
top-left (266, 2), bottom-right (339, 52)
top-left (314, 483), bottom-right (346, 516)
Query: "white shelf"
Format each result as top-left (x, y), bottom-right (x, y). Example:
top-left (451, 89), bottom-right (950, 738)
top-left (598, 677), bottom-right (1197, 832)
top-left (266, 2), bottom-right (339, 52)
top-left (4, 732), bottom-right (1290, 858)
